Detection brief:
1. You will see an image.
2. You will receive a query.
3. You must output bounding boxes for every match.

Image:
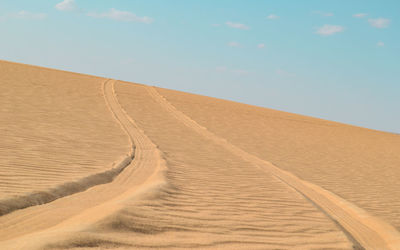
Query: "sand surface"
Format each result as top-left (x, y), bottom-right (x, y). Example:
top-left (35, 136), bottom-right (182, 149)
top-left (0, 61), bottom-right (130, 215)
top-left (157, 87), bottom-right (400, 231)
top-left (0, 60), bottom-right (399, 249)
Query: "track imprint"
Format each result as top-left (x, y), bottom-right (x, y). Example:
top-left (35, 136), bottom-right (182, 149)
top-left (0, 80), bottom-right (166, 249)
top-left (146, 85), bottom-right (400, 250)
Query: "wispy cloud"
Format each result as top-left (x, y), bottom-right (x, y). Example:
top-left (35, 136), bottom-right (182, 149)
top-left (227, 41), bottom-right (240, 47)
top-left (87, 8), bottom-right (153, 24)
top-left (368, 18), bottom-right (390, 28)
top-left (257, 43), bottom-right (265, 49)
top-left (377, 41), bottom-right (385, 47)
top-left (2, 10), bottom-right (47, 20)
top-left (225, 21), bottom-right (249, 30)
top-left (316, 25), bottom-right (344, 36)
top-left (211, 23), bottom-right (221, 27)
top-left (267, 14), bottom-right (279, 20)
top-left (55, 0), bottom-right (77, 12)
top-left (353, 13), bottom-right (368, 18)
top-left (313, 11), bottom-right (334, 17)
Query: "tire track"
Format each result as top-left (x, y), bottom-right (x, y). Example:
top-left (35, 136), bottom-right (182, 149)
top-left (0, 80), bottom-right (167, 249)
top-left (146, 85), bottom-right (400, 250)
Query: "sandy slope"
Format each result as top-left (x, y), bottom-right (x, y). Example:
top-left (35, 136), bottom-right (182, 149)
top-left (50, 80), bottom-right (351, 249)
top-left (0, 79), bottom-right (166, 249)
top-left (1, 61), bottom-right (400, 249)
top-left (144, 85), bottom-right (400, 249)
top-left (157, 87), bottom-right (400, 232)
top-left (0, 61), bottom-right (130, 214)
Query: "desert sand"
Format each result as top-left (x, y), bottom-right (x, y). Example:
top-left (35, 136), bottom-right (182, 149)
top-left (0, 60), bottom-right (399, 249)
top-left (0, 61), bottom-right (131, 211)
top-left (157, 86), bottom-right (400, 231)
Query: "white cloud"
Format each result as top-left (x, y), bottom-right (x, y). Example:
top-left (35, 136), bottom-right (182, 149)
top-left (353, 13), bottom-right (368, 18)
top-left (368, 18), bottom-right (390, 28)
top-left (87, 8), bottom-right (153, 24)
top-left (227, 41), bottom-right (240, 47)
top-left (4, 10), bottom-right (47, 20)
top-left (316, 25), bottom-right (344, 36)
top-left (313, 11), bottom-right (334, 17)
top-left (257, 43), bottom-right (265, 49)
top-left (267, 14), bottom-right (279, 20)
top-left (225, 21), bottom-right (249, 30)
top-left (55, 0), bottom-right (77, 12)
top-left (377, 41), bottom-right (385, 47)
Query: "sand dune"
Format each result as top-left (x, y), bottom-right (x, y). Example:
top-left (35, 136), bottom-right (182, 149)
top-left (1, 61), bottom-right (400, 249)
top-left (0, 61), bottom-right (130, 215)
top-left (0, 79), bottom-right (166, 249)
top-left (144, 85), bottom-right (400, 249)
top-left (157, 87), bottom-right (400, 231)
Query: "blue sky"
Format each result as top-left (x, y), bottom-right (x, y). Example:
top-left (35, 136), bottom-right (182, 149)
top-left (1, 0), bottom-right (399, 133)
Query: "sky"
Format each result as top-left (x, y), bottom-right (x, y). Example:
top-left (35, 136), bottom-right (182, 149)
top-left (0, 0), bottom-right (399, 133)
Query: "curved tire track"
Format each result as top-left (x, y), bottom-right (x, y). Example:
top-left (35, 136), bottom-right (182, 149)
top-left (0, 79), bottom-right (166, 249)
top-left (0, 79), bottom-right (136, 216)
top-left (146, 85), bottom-right (400, 250)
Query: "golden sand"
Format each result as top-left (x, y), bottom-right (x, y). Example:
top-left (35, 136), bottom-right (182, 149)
top-left (1, 60), bottom-right (399, 249)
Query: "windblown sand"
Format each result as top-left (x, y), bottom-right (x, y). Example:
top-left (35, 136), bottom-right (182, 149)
top-left (157, 87), bottom-right (400, 231)
top-left (0, 61), bottom-right (129, 213)
top-left (0, 60), bottom-right (399, 249)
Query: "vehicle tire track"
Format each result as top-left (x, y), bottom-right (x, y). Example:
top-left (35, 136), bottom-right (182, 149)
top-left (0, 79), bottom-right (167, 249)
top-left (146, 85), bottom-right (400, 250)
top-left (0, 79), bottom-right (136, 216)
